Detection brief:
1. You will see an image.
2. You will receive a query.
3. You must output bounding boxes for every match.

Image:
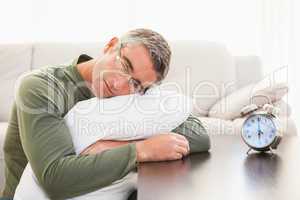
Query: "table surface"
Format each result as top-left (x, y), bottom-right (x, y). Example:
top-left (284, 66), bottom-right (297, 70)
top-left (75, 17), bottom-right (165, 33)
top-left (137, 135), bottom-right (300, 200)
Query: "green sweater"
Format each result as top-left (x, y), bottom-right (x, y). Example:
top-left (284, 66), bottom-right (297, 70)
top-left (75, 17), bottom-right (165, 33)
top-left (1, 55), bottom-right (210, 200)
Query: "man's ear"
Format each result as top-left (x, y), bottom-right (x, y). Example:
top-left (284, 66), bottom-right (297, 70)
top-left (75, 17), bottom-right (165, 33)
top-left (103, 37), bottom-right (119, 54)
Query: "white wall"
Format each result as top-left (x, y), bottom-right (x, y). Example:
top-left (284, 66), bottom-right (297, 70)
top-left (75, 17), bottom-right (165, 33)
top-left (0, 0), bottom-right (262, 55)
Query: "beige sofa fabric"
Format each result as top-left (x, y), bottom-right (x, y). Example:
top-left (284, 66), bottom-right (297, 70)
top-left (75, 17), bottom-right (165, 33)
top-left (0, 44), bottom-right (32, 121)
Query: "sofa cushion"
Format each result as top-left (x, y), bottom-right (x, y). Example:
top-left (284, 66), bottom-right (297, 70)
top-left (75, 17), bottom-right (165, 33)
top-left (0, 44), bottom-right (32, 121)
top-left (208, 82), bottom-right (289, 120)
top-left (32, 43), bottom-right (104, 69)
top-left (31, 41), bottom-right (236, 117)
top-left (163, 41), bottom-right (236, 117)
top-left (234, 56), bottom-right (263, 89)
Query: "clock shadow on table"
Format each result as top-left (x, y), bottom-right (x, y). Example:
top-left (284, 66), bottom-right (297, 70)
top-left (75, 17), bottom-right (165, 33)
top-left (243, 152), bottom-right (282, 189)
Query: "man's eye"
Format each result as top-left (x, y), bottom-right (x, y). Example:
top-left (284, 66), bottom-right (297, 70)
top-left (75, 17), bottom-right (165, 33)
top-left (130, 79), bottom-right (140, 89)
top-left (121, 62), bottom-right (129, 73)
top-left (131, 80), bottom-right (138, 88)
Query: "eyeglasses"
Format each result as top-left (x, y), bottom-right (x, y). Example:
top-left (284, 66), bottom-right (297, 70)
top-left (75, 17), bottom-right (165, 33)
top-left (115, 43), bottom-right (148, 95)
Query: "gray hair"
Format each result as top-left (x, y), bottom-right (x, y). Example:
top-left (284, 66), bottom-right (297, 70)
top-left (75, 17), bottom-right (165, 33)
top-left (119, 28), bottom-right (171, 82)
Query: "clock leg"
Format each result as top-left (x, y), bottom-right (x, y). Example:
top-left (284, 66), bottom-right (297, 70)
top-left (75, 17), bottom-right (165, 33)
top-left (246, 148), bottom-right (252, 155)
top-left (269, 147), bottom-right (275, 156)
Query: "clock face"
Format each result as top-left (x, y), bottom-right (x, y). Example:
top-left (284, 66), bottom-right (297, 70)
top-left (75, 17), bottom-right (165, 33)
top-left (242, 114), bottom-right (277, 149)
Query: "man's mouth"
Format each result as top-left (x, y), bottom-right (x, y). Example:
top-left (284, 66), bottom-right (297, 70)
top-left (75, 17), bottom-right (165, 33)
top-left (104, 80), bottom-right (114, 96)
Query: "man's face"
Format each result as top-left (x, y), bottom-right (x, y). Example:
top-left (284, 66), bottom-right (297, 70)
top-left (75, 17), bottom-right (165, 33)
top-left (91, 39), bottom-right (158, 98)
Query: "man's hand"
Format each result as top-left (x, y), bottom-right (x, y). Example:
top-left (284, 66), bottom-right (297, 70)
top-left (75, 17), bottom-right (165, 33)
top-left (80, 140), bottom-right (131, 155)
top-left (136, 133), bottom-right (190, 162)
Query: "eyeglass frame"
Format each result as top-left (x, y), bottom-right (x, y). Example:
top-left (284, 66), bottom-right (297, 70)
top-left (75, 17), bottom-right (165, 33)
top-left (115, 42), bottom-right (152, 95)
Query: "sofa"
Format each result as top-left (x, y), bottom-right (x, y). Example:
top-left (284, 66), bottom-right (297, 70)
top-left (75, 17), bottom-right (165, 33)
top-left (0, 41), bottom-right (297, 190)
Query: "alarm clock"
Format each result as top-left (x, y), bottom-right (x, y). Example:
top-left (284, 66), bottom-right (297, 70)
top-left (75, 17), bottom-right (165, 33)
top-left (241, 104), bottom-right (282, 154)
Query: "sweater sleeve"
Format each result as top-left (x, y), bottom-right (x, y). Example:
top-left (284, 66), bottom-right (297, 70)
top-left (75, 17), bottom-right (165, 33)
top-left (15, 74), bottom-right (137, 200)
top-left (171, 115), bottom-right (211, 153)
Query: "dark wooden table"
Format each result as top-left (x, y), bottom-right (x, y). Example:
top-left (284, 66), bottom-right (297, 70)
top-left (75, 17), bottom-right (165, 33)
top-left (137, 135), bottom-right (300, 200)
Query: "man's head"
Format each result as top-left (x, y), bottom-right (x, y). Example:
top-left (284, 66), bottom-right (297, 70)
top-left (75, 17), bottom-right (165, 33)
top-left (91, 28), bottom-right (171, 98)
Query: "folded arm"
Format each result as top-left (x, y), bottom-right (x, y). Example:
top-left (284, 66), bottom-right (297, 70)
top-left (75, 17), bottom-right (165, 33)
top-left (15, 75), bottom-right (137, 199)
top-left (82, 115), bottom-right (211, 156)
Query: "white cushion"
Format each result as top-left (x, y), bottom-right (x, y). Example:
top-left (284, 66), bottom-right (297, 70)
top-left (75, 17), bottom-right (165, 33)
top-left (65, 85), bottom-right (192, 155)
top-left (161, 41), bottom-right (236, 117)
top-left (208, 82), bottom-right (288, 120)
top-left (15, 164), bottom-right (137, 200)
top-left (14, 164), bottom-right (137, 200)
top-left (0, 44), bottom-right (32, 121)
top-left (0, 122), bottom-right (8, 159)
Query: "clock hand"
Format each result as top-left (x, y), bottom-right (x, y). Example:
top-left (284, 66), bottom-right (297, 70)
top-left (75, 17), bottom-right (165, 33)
top-left (257, 117), bottom-right (263, 135)
top-left (258, 131), bottom-right (261, 140)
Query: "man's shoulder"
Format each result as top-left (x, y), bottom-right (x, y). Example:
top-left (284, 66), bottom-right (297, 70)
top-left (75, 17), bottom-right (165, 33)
top-left (17, 64), bottom-right (70, 87)
top-left (15, 69), bottom-right (50, 92)
top-left (15, 64), bottom-right (71, 100)
top-left (14, 66), bottom-right (71, 114)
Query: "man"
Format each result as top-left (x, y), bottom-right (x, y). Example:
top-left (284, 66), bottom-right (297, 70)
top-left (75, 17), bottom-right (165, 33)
top-left (1, 28), bottom-right (210, 200)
